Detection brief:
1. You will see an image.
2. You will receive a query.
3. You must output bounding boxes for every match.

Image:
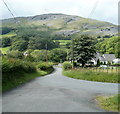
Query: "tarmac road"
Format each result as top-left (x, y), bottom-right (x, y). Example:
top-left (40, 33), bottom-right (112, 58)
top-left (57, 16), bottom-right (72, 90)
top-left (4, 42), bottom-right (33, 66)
top-left (2, 67), bottom-right (118, 112)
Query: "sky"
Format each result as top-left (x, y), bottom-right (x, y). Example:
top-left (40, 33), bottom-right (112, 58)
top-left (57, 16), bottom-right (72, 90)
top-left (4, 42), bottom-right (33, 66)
top-left (0, 0), bottom-right (119, 25)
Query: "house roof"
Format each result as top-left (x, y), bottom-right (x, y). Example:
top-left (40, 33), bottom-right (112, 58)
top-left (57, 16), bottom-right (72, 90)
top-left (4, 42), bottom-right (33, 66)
top-left (93, 52), bottom-right (106, 62)
top-left (103, 54), bottom-right (116, 62)
top-left (92, 53), bottom-right (116, 62)
top-left (99, 56), bottom-right (106, 62)
top-left (94, 52), bottom-right (101, 60)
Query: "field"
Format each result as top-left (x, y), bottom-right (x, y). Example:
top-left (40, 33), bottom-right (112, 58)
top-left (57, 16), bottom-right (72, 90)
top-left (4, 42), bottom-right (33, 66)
top-left (0, 33), bottom-right (16, 38)
top-left (54, 40), bottom-right (71, 48)
top-left (0, 47), bottom-right (10, 54)
top-left (63, 68), bottom-right (119, 83)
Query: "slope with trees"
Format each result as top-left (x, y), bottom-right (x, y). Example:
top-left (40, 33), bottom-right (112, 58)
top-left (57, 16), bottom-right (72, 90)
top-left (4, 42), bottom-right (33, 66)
top-left (96, 36), bottom-right (120, 58)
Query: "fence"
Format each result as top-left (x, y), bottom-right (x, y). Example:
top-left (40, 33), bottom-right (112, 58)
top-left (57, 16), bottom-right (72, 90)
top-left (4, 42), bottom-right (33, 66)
top-left (89, 67), bottom-right (119, 74)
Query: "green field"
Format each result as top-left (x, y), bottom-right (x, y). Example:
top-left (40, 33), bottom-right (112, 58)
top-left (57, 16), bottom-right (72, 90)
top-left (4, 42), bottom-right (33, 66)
top-left (54, 40), bottom-right (71, 48)
top-left (0, 33), bottom-right (16, 38)
top-left (0, 47), bottom-right (10, 54)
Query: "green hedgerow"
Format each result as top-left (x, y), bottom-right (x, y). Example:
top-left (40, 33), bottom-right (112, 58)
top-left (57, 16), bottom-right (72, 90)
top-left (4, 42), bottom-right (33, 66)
top-left (2, 57), bottom-right (36, 83)
top-left (37, 62), bottom-right (53, 71)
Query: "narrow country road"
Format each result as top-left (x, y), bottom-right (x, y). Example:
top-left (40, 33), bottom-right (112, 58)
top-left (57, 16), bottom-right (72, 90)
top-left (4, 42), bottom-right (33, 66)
top-left (2, 66), bottom-right (118, 112)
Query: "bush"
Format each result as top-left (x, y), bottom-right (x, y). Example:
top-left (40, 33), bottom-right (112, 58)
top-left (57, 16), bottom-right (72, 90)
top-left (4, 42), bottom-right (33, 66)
top-left (63, 61), bottom-right (72, 70)
top-left (50, 48), bottom-right (67, 62)
top-left (2, 58), bottom-right (36, 73)
top-left (2, 37), bottom-right (11, 47)
top-left (2, 58), bottom-right (36, 83)
top-left (7, 50), bottom-right (23, 59)
top-left (37, 62), bottom-right (53, 71)
top-left (25, 55), bottom-right (34, 62)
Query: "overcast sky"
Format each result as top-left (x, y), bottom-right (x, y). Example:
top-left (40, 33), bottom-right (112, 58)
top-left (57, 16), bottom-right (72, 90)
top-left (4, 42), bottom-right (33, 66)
top-left (0, 0), bottom-right (119, 25)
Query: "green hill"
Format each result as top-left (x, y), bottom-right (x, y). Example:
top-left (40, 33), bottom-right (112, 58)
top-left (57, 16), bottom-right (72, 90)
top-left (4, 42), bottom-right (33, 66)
top-left (1, 13), bottom-right (118, 38)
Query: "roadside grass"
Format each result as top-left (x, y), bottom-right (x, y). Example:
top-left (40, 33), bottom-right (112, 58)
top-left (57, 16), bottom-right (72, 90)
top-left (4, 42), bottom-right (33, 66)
top-left (0, 47), bottom-right (10, 54)
top-left (96, 94), bottom-right (120, 112)
top-left (2, 68), bottom-right (54, 92)
top-left (63, 68), bottom-right (118, 83)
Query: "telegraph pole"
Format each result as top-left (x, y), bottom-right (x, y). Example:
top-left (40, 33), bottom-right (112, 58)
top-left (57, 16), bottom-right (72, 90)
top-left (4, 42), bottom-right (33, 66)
top-left (46, 43), bottom-right (48, 62)
top-left (67, 50), bottom-right (69, 61)
top-left (72, 39), bottom-right (74, 68)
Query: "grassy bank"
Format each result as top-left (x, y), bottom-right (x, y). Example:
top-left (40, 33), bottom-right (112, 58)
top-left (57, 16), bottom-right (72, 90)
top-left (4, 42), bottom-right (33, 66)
top-left (2, 58), bottom-right (54, 92)
top-left (2, 69), bottom-right (54, 92)
top-left (63, 68), bottom-right (118, 83)
top-left (96, 94), bottom-right (120, 112)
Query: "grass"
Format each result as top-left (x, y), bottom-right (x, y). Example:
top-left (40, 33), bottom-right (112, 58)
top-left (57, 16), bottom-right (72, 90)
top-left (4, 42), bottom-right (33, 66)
top-left (0, 33), bottom-right (16, 38)
top-left (0, 47), bottom-right (10, 54)
top-left (63, 68), bottom-right (118, 83)
top-left (53, 40), bottom-right (71, 48)
top-left (54, 40), bottom-right (71, 44)
top-left (2, 68), bottom-right (54, 92)
top-left (96, 94), bottom-right (120, 112)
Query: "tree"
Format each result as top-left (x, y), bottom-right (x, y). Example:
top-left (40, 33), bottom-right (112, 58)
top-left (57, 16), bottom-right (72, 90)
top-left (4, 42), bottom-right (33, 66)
top-left (97, 59), bottom-right (101, 67)
top-left (7, 50), bottom-right (23, 59)
top-left (50, 48), bottom-right (67, 62)
top-left (2, 37), bottom-right (11, 47)
top-left (25, 55), bottom-right (34, 62)
top-left (107, 61), bottom-right (111, 65)
top-left (1, 27), bottom-right (14, 35)
top-left (96, 36), bottom-right (119, 56)
top-left (73, 35), bottom-right (96, 67)
top-left (31, 50), bottom-right (51, 62)
top-left (115, 42), bottom-right (120, 58)
top-left (66, 42), bottom-right (71, 49)
top-left (11, 40), bottom-right (28, 51)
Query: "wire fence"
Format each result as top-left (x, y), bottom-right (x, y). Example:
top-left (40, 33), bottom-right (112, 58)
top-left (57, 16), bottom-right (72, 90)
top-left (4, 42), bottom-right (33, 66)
top-left (73, 66), bottom-right (119, 74)
top-left (86, 67), bottom-right (119, 74)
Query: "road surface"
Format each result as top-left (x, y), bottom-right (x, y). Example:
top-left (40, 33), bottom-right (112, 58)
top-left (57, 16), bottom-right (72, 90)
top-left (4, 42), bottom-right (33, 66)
top-left (2, 67), bottom-right (118, 112)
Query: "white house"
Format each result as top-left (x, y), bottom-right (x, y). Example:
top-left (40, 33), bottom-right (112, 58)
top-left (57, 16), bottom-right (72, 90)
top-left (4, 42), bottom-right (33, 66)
top-left (91, 52), bottom-right (118, 65)
top-left (91, 52), bottom-right (106, 65)
top-left (102, 54), bottom-right (116, 64)
top-left (112, 58), bottom-right (120, 64)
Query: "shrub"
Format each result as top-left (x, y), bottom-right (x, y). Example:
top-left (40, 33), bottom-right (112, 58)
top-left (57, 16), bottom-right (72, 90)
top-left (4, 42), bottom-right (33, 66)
top-left (25, 55), bottom-right (34, 62)
top-left (2, 58), bottom-right (36, 83)
top-left (7, 50), bottom-right (23, 59)
top-left (63, 61), bottom-right (72, 70)
top-left (2, 58), bottom-right (36, 73)
top-left (31, 50), bottom-right (50, 62)
top-left (37, 62), bottom-right (53, 71)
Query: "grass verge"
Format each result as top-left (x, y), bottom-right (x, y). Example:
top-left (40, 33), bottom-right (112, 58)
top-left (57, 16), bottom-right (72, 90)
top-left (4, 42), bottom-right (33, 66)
top-left (63, 69), bottom-right (118, 83)
top-left (96, 94), bottom-right (120, 112)
top-left (2, 68), bottom-right (54, 92)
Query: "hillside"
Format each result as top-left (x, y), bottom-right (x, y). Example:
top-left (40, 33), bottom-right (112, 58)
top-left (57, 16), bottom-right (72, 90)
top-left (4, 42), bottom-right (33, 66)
top-left (1, 13), bottom-right (118, 38)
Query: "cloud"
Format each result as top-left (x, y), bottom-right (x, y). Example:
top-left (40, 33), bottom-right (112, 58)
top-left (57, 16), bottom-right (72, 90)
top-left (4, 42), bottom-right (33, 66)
top-left (1, 0), bottom-right (118, 24)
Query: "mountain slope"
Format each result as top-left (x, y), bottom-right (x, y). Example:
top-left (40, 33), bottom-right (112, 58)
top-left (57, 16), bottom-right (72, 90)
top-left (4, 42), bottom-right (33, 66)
top-left (1, 13), bottom-right (118, 37)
